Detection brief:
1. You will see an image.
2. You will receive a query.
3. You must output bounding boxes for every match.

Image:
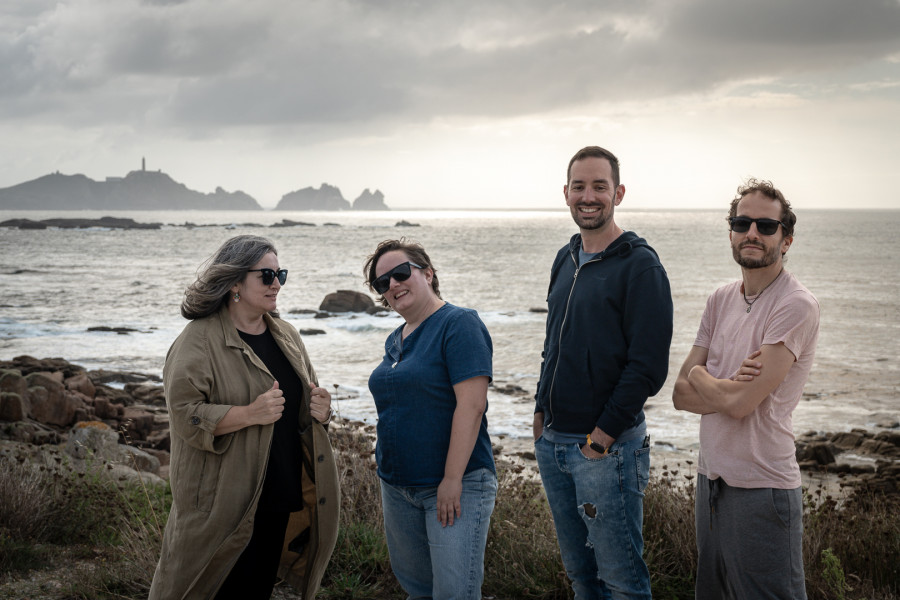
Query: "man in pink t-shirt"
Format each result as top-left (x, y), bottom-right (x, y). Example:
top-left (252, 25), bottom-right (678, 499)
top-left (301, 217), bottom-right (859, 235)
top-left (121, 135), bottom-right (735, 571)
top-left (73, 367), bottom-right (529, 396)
top-left (673, 179), bottom-right (819, 599)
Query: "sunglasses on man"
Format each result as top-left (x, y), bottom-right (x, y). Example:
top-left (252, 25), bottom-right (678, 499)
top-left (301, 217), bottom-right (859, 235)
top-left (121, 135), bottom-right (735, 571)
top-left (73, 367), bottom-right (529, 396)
top-left (371, 262), bottom-right (423, 294)
top-left (247, 268), bottom-right (288, 286)
top-left (728, 216), bottom-right (785, 236)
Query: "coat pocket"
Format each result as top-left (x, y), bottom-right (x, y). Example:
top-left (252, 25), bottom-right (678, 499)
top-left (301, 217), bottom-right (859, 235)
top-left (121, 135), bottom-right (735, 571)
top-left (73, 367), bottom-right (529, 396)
top-left (196, 451), bottom-right (221, 512)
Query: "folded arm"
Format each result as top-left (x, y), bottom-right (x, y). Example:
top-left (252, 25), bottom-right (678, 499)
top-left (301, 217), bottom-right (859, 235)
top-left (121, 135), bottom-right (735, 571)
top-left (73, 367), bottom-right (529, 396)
top-left (673, 343), bottom-right (795, 419)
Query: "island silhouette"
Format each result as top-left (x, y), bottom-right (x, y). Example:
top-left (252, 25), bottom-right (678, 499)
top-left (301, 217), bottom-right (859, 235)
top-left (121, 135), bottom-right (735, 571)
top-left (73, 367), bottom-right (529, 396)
top-left (0, 159), bottom-right (389, 211)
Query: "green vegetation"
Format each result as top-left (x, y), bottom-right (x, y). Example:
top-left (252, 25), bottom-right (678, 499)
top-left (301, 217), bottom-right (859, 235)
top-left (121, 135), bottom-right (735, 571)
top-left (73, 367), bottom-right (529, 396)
top-left (1, 427), bottom-right (897, 599)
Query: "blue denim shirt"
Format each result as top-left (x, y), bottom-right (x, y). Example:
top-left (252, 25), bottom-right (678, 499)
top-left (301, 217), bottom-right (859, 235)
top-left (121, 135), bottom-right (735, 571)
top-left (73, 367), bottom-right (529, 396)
top-left (369, 303), bottom-right (495, 487)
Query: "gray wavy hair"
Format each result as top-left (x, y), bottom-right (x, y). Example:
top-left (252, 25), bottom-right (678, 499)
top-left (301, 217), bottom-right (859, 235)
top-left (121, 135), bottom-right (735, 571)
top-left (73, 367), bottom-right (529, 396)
top-left (181, 235), bottom-right (278, 320)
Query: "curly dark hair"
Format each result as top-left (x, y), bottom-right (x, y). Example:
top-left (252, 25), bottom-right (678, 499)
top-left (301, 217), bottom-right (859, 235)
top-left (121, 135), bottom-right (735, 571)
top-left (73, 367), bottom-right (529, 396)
top-left (363, 238), bottom-right (441, 308)
top-left (727, 178), bottom-right (796, 238)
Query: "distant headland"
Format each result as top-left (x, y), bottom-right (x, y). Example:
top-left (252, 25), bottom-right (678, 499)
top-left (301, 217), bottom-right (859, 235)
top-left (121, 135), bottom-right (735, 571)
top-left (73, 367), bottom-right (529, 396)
top-left (0, 159), bottom-right (389, 211)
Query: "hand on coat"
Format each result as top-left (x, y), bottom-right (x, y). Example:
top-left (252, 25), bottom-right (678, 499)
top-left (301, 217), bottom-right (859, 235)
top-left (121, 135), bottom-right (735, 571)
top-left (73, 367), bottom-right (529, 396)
top-left (246, 381), bottom-right (285, 425)
top-left (309, 383), bottom-right (332, 423)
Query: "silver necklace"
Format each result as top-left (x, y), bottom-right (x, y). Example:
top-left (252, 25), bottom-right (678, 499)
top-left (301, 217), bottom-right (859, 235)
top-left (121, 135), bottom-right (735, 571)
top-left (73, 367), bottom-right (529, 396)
top-left (743, 268), bottom-right (784, 313)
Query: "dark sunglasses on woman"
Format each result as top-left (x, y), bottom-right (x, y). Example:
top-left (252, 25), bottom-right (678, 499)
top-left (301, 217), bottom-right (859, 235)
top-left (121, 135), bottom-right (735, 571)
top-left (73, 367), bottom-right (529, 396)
top-left (728, 216), bottom-right (785, 236)
top-left (372, 262), bottom-right (423, 294)
top-left (247, 268), bottom-right (288, 286)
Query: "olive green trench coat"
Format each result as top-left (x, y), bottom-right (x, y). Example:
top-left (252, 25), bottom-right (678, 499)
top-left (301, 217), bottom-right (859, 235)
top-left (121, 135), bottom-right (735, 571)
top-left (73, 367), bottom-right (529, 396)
top-left (149, 306), bottom-right (340, 599)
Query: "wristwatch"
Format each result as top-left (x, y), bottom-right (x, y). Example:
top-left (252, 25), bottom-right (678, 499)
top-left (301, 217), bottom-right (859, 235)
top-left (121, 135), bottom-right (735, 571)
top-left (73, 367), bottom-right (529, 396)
top-left (586, 433), bottom-right (608, 456)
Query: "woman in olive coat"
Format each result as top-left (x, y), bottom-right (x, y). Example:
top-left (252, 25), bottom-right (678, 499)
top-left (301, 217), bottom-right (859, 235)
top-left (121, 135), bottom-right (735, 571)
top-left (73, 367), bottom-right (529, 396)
top-left (149, 235), bottom-right (339, 599)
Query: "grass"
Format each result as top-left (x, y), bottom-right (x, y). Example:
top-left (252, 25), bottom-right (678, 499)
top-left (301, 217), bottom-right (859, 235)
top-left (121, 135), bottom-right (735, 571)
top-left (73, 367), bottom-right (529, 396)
top-left (1, 425), bottom-right (897, 599)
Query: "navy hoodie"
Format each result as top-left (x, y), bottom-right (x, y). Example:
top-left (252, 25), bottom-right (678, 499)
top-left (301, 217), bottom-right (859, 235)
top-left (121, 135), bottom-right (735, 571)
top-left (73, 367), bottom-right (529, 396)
top-left (534, 231), bottom-right (673, 439)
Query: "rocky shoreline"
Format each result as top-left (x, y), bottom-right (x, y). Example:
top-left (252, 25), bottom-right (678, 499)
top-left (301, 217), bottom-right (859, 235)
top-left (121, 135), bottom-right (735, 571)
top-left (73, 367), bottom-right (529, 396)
top-left (0, 217), bottom-right (420, 230)
top-left (1, 355), bottom-right (898, 503)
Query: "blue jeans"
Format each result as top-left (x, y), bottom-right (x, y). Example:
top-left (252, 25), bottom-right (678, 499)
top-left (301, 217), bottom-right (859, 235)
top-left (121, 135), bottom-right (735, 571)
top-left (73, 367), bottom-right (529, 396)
top-left (380, 467), bottom-right (497, 600)
top-left (535, 432), bottom-right (652, 600)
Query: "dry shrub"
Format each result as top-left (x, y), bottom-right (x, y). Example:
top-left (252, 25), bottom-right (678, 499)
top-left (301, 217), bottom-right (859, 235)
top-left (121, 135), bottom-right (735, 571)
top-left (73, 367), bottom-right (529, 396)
top-left (643, 464), bottom-right (698, 599)
top-left (803, 483), bottom-right (899, 599)
top-left (484, 465), bottom-right (571, 599)
top-left (319, 422), bottom-right (401, 599)
top-left (0, 458), bottom-right (59, 542)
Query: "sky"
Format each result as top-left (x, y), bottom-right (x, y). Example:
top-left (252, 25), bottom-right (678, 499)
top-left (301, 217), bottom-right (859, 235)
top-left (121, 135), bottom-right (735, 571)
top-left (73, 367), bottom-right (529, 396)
top-left (1, 0), bottom-right (899, 210)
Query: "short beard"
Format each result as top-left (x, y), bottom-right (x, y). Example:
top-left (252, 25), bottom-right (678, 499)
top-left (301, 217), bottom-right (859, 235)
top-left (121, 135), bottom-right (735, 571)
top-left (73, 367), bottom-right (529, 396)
top-left (732, 240), bottom-right (780, 269)
top-left (571, 206), bottom-right (609, 230)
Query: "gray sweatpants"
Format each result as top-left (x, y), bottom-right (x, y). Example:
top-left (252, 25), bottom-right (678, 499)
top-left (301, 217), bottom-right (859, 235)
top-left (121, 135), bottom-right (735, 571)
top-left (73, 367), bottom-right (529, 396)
top-left (695, 474), bottom-right (807, 600)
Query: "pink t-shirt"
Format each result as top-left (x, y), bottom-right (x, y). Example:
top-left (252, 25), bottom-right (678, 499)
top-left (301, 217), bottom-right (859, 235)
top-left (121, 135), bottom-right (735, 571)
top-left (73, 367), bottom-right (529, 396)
top-left (695, 271), bottom-right (819, 489)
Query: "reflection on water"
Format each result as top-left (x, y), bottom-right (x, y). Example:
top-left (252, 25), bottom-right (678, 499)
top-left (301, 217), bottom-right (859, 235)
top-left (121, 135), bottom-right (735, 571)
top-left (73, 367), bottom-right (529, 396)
top-left (1, 209), bottom-right (898, 451)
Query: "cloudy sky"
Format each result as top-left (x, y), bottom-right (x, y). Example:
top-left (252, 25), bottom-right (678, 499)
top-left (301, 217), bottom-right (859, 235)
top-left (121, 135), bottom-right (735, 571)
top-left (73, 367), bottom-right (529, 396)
top-left (2, 0), bottom-right (899, 209)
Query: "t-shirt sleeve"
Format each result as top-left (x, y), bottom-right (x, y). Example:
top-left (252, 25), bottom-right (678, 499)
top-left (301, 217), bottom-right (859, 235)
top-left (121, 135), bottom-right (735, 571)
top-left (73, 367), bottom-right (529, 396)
top-left (694, 293), bottom-right (717, 349)
top-left (443, 309), bottom-right (493, 385)
top-left (762, 290), bottom-right (820, 360)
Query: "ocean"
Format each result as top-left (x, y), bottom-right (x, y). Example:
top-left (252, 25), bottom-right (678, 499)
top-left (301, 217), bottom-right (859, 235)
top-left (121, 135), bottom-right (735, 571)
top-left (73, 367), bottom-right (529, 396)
top-left (1, 208), bottom-right (898, 456)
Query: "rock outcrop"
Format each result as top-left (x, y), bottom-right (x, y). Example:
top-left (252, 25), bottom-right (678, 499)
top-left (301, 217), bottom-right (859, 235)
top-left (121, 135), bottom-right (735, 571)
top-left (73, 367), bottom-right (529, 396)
top-left (795, 429), bottom-right (900, 500)
top-left (318, 290), bottom-right (377, 313)
top-left (0, 217), bottom-right (162, 230)
top-left (0, 356), bottom-right (166, 451)
top-left (0, 170), bottom-right (262, 211)
top-left (275, 183), bottom-right (351, 211)
top-left (352, 189), bottom-right (389, 210)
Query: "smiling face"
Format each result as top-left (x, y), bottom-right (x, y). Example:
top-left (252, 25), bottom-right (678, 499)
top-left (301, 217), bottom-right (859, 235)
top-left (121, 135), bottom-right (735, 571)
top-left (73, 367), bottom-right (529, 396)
top-left (373, 249), bottom-right (435, 316)
top-left (564, 157), bottom-right (624, 232)
top-left (231, 251), bottom-right (282, 317)
top-left (730, 192), bottom-right (793, 269)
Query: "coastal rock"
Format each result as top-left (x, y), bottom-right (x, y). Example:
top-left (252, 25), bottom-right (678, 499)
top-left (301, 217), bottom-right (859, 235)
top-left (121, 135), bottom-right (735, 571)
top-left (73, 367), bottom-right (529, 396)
top-left (395, 219), bottom-right (420, 227)
top-left (0, 392), bottom-right (26, 421)
top-left (0, 370), bottom-right (28, 397)
top-left (106, 464), bottom-right (166, 487)
top-left (27, 374), bottom-right (75, 427)
top-left (65, 373), bottom-right (96, 398)
top-left (270, 219), bottom-right (316, 227)
top-left (352, 189), bottom-right (389, 210)
top-left (122, 407), bottom-right (155, 441)
top-left (275, 183), bottom-right (351, 211)
top-left (66, 421), bottom-right (119, 460)
top-left (120, 444), bottom-right (162, 474)
top-left (874, 430), bottom-right (900, 446)
top-left (796, 429), bottom-right (900, 502)
top-left (319, 290), bottom-right (376, 313)
top-left (124, 382), bottom-right (166, 405)
top-left (91, 396), bottom-right (120, 420)
top-left (831, 431), bottom-right (864, 450)
top-left (87, 326), bottom-right (140, 334)
top-left (1, 217), bottom-right (162, 230)
top-left (796, 441), bottom-right (836, 465)
top-left (860, 439), bottom-right (900, 458)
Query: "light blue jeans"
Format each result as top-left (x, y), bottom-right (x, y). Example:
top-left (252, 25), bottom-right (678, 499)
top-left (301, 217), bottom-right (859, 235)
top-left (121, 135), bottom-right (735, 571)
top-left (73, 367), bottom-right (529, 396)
top-left (535, 431), bottom-right (652, 600)
top-left (380, 467), bottom-right (497, 600)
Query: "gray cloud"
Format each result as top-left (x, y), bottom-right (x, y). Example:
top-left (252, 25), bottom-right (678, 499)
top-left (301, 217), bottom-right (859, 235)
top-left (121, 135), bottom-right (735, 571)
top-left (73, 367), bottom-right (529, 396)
top-left (2, 0), bottom-right (899, 134)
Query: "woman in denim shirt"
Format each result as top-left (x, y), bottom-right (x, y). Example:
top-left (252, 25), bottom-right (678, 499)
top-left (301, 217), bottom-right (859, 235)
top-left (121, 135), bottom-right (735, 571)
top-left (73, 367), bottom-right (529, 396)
top-left (364, 238), bottom-right (497, 600)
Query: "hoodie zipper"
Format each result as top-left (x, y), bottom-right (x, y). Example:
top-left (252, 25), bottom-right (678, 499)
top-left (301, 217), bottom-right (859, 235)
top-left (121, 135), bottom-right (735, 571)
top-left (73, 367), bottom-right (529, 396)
top-left (545, 250), bottom-right (603, 429)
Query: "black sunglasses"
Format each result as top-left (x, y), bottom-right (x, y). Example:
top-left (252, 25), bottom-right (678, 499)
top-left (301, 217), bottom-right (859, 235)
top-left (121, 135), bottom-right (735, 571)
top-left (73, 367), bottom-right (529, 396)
top-left (372, 262), bottom-right (423, 294)
top-left (247, 268), bottom-right (288, 286)
top-left (728, 216), bottom-right (785, 236)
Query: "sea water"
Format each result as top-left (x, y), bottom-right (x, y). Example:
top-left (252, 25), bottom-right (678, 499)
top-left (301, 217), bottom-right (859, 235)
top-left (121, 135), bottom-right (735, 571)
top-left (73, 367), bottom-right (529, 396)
top-left (1, 209), bottom-right (898, 455)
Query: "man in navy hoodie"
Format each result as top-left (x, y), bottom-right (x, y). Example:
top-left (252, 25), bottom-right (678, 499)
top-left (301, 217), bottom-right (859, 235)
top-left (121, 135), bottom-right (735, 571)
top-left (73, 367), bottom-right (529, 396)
top-left (533, 146), bottom-right (673, 600)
